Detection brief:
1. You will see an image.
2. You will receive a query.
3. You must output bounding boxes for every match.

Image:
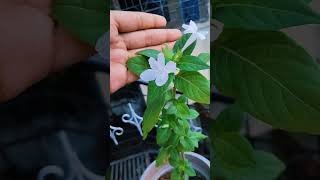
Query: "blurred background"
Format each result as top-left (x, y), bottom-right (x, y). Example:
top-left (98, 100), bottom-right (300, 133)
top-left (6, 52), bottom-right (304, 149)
top-left (109, 0), bottom-right (210, 179)
top-left (0, 56), bottom-right (108, 180)
top-left (212, 1), bottom-right (320, 180)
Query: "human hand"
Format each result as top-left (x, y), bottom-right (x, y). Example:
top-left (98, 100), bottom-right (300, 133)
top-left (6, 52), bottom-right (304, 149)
top-left (0, 0), bottom-right (93, 102)
top-left (110, 11), bottom-right (181, 94)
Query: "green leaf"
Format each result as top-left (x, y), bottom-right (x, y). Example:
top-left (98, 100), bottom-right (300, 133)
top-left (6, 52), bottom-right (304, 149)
top-left (185, 160), bottom-right (197, 177)
top-left (167, 131), bottom-right (180, 146)
top-left (188, 131), bottom-right (207, 148)
top-left (156, 147), bottom-right (170, 166)
top-left (175, 101), bottom-right (191, 119)
top-left (127, 55), bottom-right (149, 76)
top-left (143, 76), bottom-right (174, 138)
top-left (303, 0), bottom-right (313, 3)
top-left (171, 169), bottom-right (182, 180)
top-left (180, 136), bottom-right (195, 151)
top-left (177, 55), bottom-right (210, 71)
top-left (180, 131), bottom-right (206, 151)
top-left (176, 71), bottom-right (210, 104)
top-left (177, 95), bottom-right (188, 103)
top-left (214, 151), bottom-right (285, 180)
top-left (188, 109), bottom-right (199, 119)
top-left (163, 44), bottom-right (174, 60)
top-left (137, 49), bottom-right (160, 59)
top-left (213, 0), bottom-right (320, 30)
top-left (167, 103), bottom-right (177, 115)
top-left (189, 131), bottom-right (207, 142)
top-left (53, 0), bottom-right (108, 46)
top-left (143, 97), bottom-right (166, 139)
top-left (167, 98), bottom-right (199, 119)
top-left (169, 148), bottom-right (180, 167)
top-left (198, 53), bottom-right (210, 64)
top-left (157, 127), bottom-right (171, 146)
top-left (146, 75), bottom-right (173, 106)
top-left (213, 29), bottom-right (320, 134)
top-left (173, 119), bottom-right (189, 136)
top-left (212, 104), bottom-right (245, 135)
top-left (173, 34), bottom-right (197, 55)
top-left (211, 132), bottom-right (256, 168)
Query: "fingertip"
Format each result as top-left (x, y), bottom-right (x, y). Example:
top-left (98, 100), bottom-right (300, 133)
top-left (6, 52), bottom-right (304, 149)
top-left (156, 15), bottom-right (167, 27)
top-left (171, 29), bottom-right (182, 39)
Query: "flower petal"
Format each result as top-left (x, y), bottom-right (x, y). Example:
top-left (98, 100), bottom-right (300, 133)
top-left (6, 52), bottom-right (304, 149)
top-left (149, 57), bottom-right (160, 70)
top-left (181, 33), bottom-right (197, 52)
top-left (157, 53), bottom-right (166, 67)
top-left (140, 69), bottom-right (157, 82)
top-left (95, 32), bottom-right (108, 59)
top-left (155, 72), bottom-right (168, 86)
top-left (182, 24), bottom-right (191, 30)
top-left (184, 29), bottom-right (194, 34)
top-left (165, 61), bottom-right (177, 74)
top-left (189, 20), bottom-right (198, 31)
top-left (197, 32), bottom-right (207, 40)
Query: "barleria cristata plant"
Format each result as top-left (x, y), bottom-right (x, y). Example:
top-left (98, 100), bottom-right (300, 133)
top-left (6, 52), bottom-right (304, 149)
top-left (127, 21), bottom-right (210, 179)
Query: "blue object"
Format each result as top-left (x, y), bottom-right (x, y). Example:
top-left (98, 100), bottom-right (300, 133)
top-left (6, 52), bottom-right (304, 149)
top-left (145, 0), bottom-right (171, 21)
top-left (117, 0), bottom-right (170, 21)
top-left (180, 0), bottom-right (200, 23)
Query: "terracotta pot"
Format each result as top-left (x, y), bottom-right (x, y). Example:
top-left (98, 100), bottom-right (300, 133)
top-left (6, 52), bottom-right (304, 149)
top-left (140, 152), bottom-right (210, 180)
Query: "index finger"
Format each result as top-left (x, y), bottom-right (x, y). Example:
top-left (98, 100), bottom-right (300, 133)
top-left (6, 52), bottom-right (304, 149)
top-left (111, 10), bottom-right (167, 33)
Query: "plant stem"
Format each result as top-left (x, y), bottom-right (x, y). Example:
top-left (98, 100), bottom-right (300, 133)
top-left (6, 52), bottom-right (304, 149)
top-left (173, 85), bottom-right (186, 179)
top-left (180, 152), bottom-right (186, 180)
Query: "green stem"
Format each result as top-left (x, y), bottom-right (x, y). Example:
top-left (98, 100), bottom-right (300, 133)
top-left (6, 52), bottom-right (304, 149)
top-left (173, 85), bottom-right (186, 179)
top-left (180, 152), bottom-right (186, 180)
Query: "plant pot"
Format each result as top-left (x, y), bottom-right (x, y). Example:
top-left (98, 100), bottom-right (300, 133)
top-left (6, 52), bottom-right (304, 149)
top-left (140, 152), bottom-right (210, 180)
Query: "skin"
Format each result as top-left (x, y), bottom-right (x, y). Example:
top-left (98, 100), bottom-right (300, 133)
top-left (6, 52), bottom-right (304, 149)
top-left (0, 2), bottom-right (181, 102)
top-left (110, 11), bottom-right (181, 93)
top-left (0, 0), bottom-right (93, 102)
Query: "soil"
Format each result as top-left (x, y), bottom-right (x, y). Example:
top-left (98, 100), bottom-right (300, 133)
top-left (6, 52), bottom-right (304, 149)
top-left (159, 172), bottom-right (206, 180)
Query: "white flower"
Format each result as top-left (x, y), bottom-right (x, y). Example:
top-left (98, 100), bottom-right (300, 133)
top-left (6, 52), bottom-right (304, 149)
top-left (140, 53), bottom-right (177, 87)
top-left (95, 32), bottom-right (108, 59)
top-left (181, 20), bottom-right (208, 52)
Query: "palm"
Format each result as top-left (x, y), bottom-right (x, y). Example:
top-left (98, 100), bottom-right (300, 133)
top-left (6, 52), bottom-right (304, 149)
top-left (109, 11), bottom-right (181, 93)
top-left (0, 0), bottom-right (92, 102)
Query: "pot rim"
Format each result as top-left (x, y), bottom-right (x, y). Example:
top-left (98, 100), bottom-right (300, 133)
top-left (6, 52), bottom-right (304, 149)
top-left (140, 152), bottom-right (210, 180)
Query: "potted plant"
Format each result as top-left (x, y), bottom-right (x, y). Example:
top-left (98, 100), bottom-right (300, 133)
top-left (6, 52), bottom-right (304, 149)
top-left (127, 20), bottom-right (210, 180)
top-left (141, 152), bottom-right (210, 180)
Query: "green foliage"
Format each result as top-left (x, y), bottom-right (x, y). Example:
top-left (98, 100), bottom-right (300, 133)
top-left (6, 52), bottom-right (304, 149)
top-left (177, 55), bottom-right (210, 71)
top-left (142, 76), bottom-right (174, 139)
top-left (127, 30), bottom-right (210, 178)
top-left (213, 0), bottom-right (320, 30)
top-left (137, 49), bottom-right (160, 59)
top-left (213, 29), bottom-right (320, 134)
top-left (126, 56), bottom-right (149, 76)
top-left (198, 53), bottom-right (210, 64)
top-left (163, 45), bottom-right (175, 60)
top-left (212, 1), bottom-right (320, 178)
top-left (212, 104), bottom-right (245, 134)
top-left (176, 72), bottom-right (210, 104)
top-left (210, 106), bottom-right (285, 180)
top-left (173, 34), bottom-right (197, 55)
top-left (214, 150), bottom-right (285, 180)
top-left (53, 0), bottom-right (108, 46)
top-left (213, 132), bottom-right (256, 166)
